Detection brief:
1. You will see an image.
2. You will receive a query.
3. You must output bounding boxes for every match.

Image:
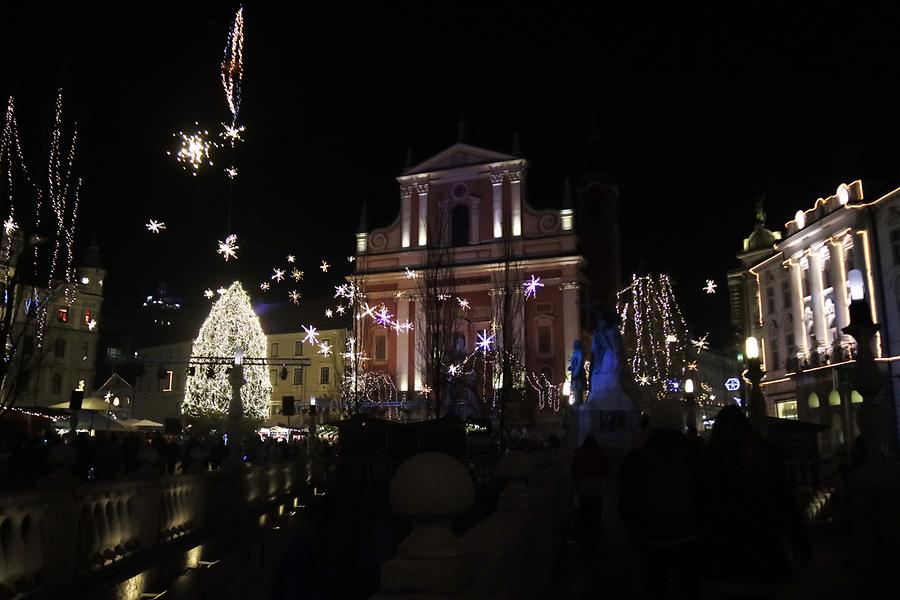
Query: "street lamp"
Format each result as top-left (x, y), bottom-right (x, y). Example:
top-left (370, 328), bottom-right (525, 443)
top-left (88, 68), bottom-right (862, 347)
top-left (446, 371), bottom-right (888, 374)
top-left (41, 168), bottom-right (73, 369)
top-left (744, 336), bottom-right (767, 432)
top-left (683, 377), bottom-right (696, 432)
top-left (308, 397), bottom-right (318, 455)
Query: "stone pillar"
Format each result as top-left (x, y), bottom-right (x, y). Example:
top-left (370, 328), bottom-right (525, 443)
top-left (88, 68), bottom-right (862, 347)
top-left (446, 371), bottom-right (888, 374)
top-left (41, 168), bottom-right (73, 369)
top-left (469, 198), bottom-right (480, 243)
top-left (828, 237), bottom-right (851, 343)
top-left (509, 171), bottom-right (522, 237)
top-left (808, 247), bottom-right (830, 349)
top-left (400, 186), bottom-right (412, 248)
top-left (788, 260), bottom-right (809, 356)
top-left (491, 173), bottom-right (503, 238)
top-left (379, 452), bottom-right (475, 595)
top-left (225, 363), bottom-right (246, 470)
top-left (561, 280), bottom-right (580, 366)
top-left (396, 298), bottom-right (409, 391)
top-left (416, 182), bottom-right (429, 246)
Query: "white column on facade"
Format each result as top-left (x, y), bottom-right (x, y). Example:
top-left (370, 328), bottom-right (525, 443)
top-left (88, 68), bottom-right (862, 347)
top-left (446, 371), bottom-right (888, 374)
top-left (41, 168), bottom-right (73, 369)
top-left (491, 173), bottom-right (504, 238)
top-left (401, 186), bottom-right (412, 248)
top-left (413, 298), bottom-right (423, 389)
top-left (509, 171), bottom-right (522, 237)
top-left (417, 182), bottom-right (429, 246)
top-left (788, 260), bottom-right (809, 356)
top-left (808, 246), bottom-right (830, 349)
top-left (470, 198), bottom-right (480, 243)
top-left (560, 282), bottom-right (580, 359)
top-left (396, 298), bottom-right (409, 391)
top-left (828, 236), bottom-right (850, 341)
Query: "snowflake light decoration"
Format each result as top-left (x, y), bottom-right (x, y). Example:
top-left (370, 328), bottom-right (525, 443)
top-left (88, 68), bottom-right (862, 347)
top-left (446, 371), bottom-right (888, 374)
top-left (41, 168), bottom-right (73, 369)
top-left (287, 255), bottom-right (295, 263)
top-left (665, 334), bottom-right (678, 343)
top-left (420, 385), bottom-right (432, 397)
top-left (361, 303), bottom-right (376, 319)
top-left (318, 341), bottom-right (332, 357)
top-left (291, 268), bottom-right (304, 282)
top-left (476, 330), bottom-right (495, 353)
top-left (221, 122), bottom-right (245, 144)
top-left (302, 325), bottom-right (320, 345)
top-left (325, 309), bottom-right (333, 318)
top-left (146, 219), bottom-right (166, 234)
top-left (438, 294), bottom-right (451, 301)
top-left (375, 305), bottom-right (394, 326)
top-left (405, 267), bottom-right (418, 279)
top-left (225, 167), bottom-right (238, 179)
top-left (289, 290), bottom-right (301, 304)
top-left (260, 282), bottom-right (270, 291)
top-left (638, 375), bottom-right (651, 386)
top-left (87, 319), bottom-right (97, 331)
top-left (272, 268), bottom-right (285, 282)
top-left (336, 305), bottom-right (346, 315)
top-left (692, 334), bottom-right (709, 351)
top-left (448, 364), bottom-right (460, 376)
top-left (3, 216), bottom-right (17, 236)
top-left (347, 256), bottom-right (355, 263)
top-left (523, 275), bottom-right (544, 299)
top-left (457, 297), bottom-right (470, 310)
top-left (687, 361), bottom-right (698, 370)
top-left (217, 234), bottom-right (239, 261)
top-left (217, 287), bottom-right (227, 295)
top-left (320, 260), bottom-right (330, 272)
top-left (204, 289), bottom-right (215, 299)
top-left (704, 279), bottom-right (717, 294)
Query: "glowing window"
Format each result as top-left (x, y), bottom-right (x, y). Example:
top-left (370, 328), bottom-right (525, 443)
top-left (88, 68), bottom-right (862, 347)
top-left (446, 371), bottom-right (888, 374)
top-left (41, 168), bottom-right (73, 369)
top-left (776, 400), bottom-right (798, 420)
top-left (57, 307), bottom-right (69, 323)
top-left (163, 370), bottom-right (174, 392)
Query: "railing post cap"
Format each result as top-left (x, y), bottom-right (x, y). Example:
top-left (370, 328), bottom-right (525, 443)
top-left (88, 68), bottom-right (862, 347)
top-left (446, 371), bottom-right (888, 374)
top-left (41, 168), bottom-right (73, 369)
top-left (390, 452), bottom-right (474, 517)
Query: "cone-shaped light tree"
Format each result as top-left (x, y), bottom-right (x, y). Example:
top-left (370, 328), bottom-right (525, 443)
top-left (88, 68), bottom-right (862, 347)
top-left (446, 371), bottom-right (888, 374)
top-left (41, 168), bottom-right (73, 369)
top-left (182, 281), bottom-right (271, 419)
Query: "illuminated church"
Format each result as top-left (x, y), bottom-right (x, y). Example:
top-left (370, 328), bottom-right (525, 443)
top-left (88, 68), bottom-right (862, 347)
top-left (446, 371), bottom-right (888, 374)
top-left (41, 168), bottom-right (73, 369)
top-left (353, 133), bottom-right (621, 424)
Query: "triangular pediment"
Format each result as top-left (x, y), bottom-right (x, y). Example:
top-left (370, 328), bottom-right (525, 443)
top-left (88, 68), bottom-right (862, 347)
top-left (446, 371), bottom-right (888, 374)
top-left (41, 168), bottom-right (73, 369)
top-left (98, 373), bottom-right (133, 391)
top-left (402, 143), bottom-right (519, 176)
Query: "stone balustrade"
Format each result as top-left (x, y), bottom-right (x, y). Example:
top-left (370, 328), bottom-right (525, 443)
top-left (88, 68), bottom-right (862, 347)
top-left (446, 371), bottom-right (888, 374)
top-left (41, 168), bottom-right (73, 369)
top-left (0, 461), bottom-right (304, 599)
top-left (372, 449), bottom-right (572, 600)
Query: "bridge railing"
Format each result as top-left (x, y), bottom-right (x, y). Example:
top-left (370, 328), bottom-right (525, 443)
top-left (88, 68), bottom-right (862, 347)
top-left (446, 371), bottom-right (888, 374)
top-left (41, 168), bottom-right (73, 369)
top-left (0, 461), bottom-right (303, 598)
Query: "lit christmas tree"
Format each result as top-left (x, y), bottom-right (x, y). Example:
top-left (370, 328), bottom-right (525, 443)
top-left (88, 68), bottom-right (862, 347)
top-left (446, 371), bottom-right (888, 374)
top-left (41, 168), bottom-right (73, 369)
top-left (616, 273), bottom-right (690, 399)
top-left (182, 281), bottom-right (271, 419)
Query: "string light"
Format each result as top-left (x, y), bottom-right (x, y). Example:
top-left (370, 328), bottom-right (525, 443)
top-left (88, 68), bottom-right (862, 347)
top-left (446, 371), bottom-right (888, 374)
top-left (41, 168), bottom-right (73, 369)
top-left (221, 7), bottom-right (244, 123)
top-left (3, 216), bottom-right (16, 235)
top-left (287, 255), bottom-right (295, 263)
top-left (318, 341), bottom-right (332, 357)
top-left (325, 309), bottom-right (333, 318)
top-left (146, 219), bottom-right (166, 233)
top-left (405, 267), bottom-right (418, 279)
top-left (183, 282), bottom-right (270, 419)
top-left (216, 234), bottom-right (239, 261)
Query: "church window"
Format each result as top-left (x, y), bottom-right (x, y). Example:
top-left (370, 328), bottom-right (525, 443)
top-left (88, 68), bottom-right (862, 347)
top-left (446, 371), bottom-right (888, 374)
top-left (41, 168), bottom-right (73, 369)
top-left (83, 309), bottom-right (92, 326)
top-left (892, 229), bottom-right (900, 265)
top-left (451, 204), bottom-right (470, 246)
top-left (538, 325), bottom-right (552, 356)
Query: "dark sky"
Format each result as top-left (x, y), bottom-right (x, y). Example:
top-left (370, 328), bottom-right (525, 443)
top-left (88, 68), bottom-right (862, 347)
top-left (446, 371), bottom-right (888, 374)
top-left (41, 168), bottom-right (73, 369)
top-left (3, 3), bottom-right (900, 350)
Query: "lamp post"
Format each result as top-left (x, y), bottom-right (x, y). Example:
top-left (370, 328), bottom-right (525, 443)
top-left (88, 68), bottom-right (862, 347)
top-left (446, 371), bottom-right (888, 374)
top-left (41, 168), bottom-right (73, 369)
top-left (308, 397), bottom-right (318, 456)
top-left (224, 346), bottom-right (246, 469)
top-left (744, 336), bottom-right (767, 433)
top-left (683, 377), bottom-right (697, 432)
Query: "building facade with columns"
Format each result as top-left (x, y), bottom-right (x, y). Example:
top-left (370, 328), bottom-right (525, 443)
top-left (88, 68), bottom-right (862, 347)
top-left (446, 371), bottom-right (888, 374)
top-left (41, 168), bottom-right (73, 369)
top-left (740, 180), bottom-right (900, 455)
top-left (354, 142), bottom-right (595, 423)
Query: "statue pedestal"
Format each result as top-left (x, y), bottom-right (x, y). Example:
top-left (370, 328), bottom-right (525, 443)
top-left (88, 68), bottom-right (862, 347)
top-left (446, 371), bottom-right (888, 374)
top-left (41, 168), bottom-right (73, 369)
top-left (565, 389), bottom-right (639, 464)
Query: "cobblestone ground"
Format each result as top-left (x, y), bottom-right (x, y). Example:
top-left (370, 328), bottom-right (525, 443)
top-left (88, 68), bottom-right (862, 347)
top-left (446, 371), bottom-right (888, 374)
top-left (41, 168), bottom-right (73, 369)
top-left (554, 482), bottom-right (861, 600)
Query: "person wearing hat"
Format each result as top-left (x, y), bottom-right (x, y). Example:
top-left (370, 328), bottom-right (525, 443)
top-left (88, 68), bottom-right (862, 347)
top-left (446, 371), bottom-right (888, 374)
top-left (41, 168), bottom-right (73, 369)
top-left (618, 395), bottom-right (704, 599)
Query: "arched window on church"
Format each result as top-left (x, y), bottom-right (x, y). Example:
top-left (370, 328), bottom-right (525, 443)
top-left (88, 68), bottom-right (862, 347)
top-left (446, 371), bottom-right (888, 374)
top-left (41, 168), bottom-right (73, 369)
top-left (451, 204), bottom-right (470, 246)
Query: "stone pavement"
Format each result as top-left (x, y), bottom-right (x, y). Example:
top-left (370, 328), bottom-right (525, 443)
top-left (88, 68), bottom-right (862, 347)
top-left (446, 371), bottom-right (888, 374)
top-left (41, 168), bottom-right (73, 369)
top-left (553, 482), bottom-right (861, 600)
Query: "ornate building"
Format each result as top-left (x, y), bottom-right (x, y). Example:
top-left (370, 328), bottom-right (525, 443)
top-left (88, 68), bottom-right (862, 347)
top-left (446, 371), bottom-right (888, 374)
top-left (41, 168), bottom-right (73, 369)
top-left (732, 181), bottom-right (900, 455)
top-left (354, 141), bottom-right (616, 424)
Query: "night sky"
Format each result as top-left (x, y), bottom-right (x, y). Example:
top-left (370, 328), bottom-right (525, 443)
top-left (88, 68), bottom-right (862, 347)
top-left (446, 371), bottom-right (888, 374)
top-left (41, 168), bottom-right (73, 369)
top-left (3, 4), bottom-right (900, 350)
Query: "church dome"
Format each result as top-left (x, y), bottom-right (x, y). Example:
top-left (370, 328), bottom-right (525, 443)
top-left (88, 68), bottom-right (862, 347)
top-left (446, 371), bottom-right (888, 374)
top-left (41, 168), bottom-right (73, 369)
top-left (747, 224), bottom-right (777, 251)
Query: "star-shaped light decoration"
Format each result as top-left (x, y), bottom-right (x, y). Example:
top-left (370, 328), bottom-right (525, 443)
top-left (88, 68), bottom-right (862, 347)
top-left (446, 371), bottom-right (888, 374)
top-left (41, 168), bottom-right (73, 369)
top-left (221, 122), bottom-right (245, 144)
top-left (146, 219), bottom-right (166, 233)
top-left (104, 391), bottom-right (112, 402)
top-left (204, 289), bottom-right (215, 299)
top-left (398, 320), bottom-right (413, 333)
top-left (476, 330), bottom-right (495, 353)
top-left (438, 294), bottom-right (451, 301)
top-left (457, 297), bottom-right (470, 310)
top-left (638, 375), bottom-right (651, 386)
top-left (522, 274), bottom-right (544, 299)
top-left (665, 334), bottom-right (678, 343)
top-left (289, 290), bottom-right (301, 305)
top-left (325, 309), bottom-right (333, 318)
top-left (687, 361), bottom-right (698, 371)
top-left (272, 268), bottom-right (285, 282)
top-left (347, 256), bottom-right (355, 263)
top-left (318, 341), bottom-right (332, 357)
top-left (405, 267), bottom-right (418, 279)
top-left (291, 268), bottom-right (304, 282)
top-left (448, 364), bottom-right (460, 376)
top-left (3, 216), bottom-right (17, 235)
top-left (260, 282), bottom-right (270, 291)
top-left (87, 319), bottom-right (97, 331)
top-left (320, 260), bottom-right (330, 272)
top-left (302, 325), bottom-right (320, 345)
top-left (217, 287), bottom-right (227, 295)
top-left (287, 255), bottom-right (295, 263)
top-left (691, 334), bottom-right (709, 351)
top-left (375, 305), bottom-right (393, 326)
top-left (216, 234), bottom-right (239, 261)
top-left (420, 385), bottom-right (432, 397)
top-left (703, 279), bottom-right (717, 294)
top-left (336, 305), bottom-right (346, 315)
top-left (394, 290), bottom-right (407, 300)
top-left (361, 303), bottom-right (376, 319)
top-left (225, 167), bottom-right (238, 179)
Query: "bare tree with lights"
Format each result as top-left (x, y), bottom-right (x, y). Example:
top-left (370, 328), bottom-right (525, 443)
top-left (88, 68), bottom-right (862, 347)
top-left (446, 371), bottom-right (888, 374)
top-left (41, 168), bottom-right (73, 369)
top-left (491, 237), bottom-right (528, 437)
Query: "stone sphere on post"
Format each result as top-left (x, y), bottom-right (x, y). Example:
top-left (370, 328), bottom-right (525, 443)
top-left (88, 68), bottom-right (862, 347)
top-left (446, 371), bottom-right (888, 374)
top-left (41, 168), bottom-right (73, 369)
top-left (389, 452), bottom-right (475, 558)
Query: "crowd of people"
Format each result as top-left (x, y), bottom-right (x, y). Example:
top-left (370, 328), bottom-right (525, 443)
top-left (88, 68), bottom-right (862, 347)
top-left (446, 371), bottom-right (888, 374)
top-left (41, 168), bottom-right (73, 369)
top-left (0, 429), bottom-right (310, 492)
top-left (572, 400), bottom-right (811, 600)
